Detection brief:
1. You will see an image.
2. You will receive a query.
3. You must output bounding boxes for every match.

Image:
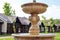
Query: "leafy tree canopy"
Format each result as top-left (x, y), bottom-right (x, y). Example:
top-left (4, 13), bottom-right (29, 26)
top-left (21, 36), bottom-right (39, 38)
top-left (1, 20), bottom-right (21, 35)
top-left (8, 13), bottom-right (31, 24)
top-left (3, 2), bottom-right (15, 16)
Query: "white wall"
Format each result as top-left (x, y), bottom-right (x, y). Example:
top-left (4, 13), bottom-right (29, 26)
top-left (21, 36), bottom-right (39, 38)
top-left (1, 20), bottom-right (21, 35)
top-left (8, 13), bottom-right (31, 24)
top-left (2, 22), bottom-right (7, 33)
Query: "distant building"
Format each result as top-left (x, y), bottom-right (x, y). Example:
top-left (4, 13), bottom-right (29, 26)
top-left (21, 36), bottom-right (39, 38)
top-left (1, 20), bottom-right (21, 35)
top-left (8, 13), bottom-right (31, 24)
top-left (55, 24), bottom-right (60, 32)
top-left (0, 13), bottom-right (31, 34)
top-left (0, 13), bottom-right (16, 34)
top-left (15, 17), bottom-right (30, 33)
top-left (0, 13), bottom-right (60, 34)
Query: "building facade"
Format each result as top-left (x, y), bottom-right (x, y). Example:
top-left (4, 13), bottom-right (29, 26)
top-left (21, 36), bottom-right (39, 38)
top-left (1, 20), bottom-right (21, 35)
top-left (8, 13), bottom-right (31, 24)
top-left (0, 13), bottom-right (60, 34)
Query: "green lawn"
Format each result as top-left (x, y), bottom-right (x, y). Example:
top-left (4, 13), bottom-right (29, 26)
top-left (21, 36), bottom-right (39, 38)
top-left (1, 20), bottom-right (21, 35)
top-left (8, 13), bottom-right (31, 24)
top-left (0, 34), bottom-right (11, 36)
top-left (0, 33), bottom-right (60, 40)
top-left (55, 33), bottom-right (60, 40)
top-left (0, 38), bottom-right (14, 40)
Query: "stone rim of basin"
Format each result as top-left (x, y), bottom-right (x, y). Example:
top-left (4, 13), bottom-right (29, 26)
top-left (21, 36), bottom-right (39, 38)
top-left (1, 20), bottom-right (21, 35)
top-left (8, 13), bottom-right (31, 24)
top-left (12, 33), bottom-right (55, 37)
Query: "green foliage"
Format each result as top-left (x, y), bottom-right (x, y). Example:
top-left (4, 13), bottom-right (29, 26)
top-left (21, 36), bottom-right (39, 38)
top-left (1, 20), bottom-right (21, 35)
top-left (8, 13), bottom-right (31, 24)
top-left (12, 9), bottom-right (16, 16)
top-left (42, 16), bottom-right (55, 33)
top-left (49, 18), bottom-right (54, 27)
top-left (13, 26), bottom-right (16, 33)
top-left (13, 19), bottom-right (16, 33)
top-left (42, 16), bottom-right (46, 20)
top-left (54, 19), bottom-right (60, 24)
top-left (3, 2), bottom-right (15, 16)
top-left (3, 2), bottom-right (16, 33)
top-left (49, 18), bottom-right (54, 32)
top-left (0, 34), bottom-right (11, 36)
top-left (42, 16), bottom-right (48, 33)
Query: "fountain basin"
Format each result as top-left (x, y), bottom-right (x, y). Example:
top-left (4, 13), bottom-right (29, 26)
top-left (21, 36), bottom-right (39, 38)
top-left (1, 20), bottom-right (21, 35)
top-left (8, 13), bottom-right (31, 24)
top-left (12, 33), bottom-right (55, 40)
top-left (21, 3), bottom-right (48, 14)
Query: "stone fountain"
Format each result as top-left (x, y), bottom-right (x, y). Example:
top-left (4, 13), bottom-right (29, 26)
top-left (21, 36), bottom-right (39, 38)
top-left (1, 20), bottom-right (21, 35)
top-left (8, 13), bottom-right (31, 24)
top-left (12, 0), bottom-right (55, 40)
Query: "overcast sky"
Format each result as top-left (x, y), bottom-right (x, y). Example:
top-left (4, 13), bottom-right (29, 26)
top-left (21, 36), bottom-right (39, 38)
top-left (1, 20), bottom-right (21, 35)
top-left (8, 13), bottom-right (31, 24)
top-left (0, 0), bottom-right (60, 20)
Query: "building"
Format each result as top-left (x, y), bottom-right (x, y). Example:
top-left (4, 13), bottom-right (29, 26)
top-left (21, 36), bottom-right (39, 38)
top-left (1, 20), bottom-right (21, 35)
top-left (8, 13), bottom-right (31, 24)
top-left (55, 24), bottom-right (60, 32)
top-left (0, 13), bottom-right (60, 34)
top-left (0, 13), bottom-right (16, 34)
top-left (15, 17), bottom-right (31, 33)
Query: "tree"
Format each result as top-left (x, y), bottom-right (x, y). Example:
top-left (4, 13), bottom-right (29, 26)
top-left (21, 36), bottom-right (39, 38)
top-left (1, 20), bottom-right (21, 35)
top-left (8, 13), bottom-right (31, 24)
top-left (13, 19), bottom-right (16, 33)
top-left (54, 19), bottom-right (60, 24)
top-left (49, 18), bottom-right (54, 32)
top-left (3, 2), bottom-right (16, 33)
top-left (3, 2), bottom-right (15, 16)
top-left (42, 16), bottom-right (48, 33)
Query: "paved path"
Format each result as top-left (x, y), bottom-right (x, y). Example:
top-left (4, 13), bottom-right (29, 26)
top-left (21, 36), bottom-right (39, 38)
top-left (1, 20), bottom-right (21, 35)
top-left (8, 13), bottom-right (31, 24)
top-left (0, 36), bottom-right (13, 38)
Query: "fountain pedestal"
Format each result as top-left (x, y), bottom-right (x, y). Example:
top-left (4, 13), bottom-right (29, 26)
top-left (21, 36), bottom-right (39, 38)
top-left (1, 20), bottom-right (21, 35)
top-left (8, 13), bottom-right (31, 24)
top-left (12, 0), bottom-right (55, 40)
top-left (12, 33), bottom-right (55, 40)
top-left (21, 2), bottom-right (48, 35)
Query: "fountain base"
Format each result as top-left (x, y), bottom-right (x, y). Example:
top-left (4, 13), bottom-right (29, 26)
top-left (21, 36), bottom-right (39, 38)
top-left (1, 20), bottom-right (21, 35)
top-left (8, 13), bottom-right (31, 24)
top-left (12, 33), bottom-right (55, 40)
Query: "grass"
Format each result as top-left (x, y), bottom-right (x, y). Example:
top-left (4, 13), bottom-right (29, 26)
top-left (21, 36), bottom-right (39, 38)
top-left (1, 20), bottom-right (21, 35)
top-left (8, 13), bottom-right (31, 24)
top-left (0, 33), bottom-right (60, 40)
top-left (0, 38), bottom-right (14, 40)
top-left (55, 33), bottom-right (60, 40)
top-left (0, 34), bottom-right (11, 36)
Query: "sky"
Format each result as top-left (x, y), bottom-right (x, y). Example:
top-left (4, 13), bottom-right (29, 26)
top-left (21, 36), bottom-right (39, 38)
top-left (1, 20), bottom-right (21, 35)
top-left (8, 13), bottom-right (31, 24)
top-left (0, 0), bottom-right (60, 20)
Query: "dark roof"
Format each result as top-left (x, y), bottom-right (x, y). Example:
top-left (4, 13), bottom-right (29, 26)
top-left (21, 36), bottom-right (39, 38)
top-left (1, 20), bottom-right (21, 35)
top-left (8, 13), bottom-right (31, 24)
top-left (0, 13), bottom-right (30, 24)
top-left (0, 13), bottom-right (16, 23)
top-left (17, 17), bottom-right (30, 25)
